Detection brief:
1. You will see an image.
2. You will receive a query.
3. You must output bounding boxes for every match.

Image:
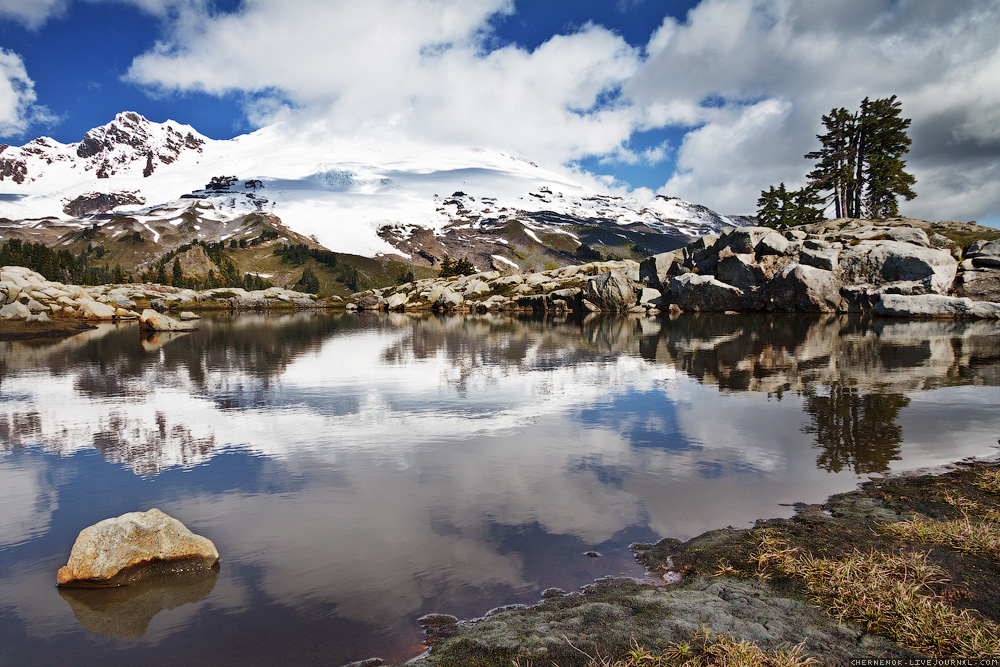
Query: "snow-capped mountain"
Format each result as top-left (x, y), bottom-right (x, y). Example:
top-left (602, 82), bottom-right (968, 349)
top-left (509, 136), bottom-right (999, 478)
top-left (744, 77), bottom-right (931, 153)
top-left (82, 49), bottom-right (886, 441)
top-left (0, 112), bottom-right (747, 270)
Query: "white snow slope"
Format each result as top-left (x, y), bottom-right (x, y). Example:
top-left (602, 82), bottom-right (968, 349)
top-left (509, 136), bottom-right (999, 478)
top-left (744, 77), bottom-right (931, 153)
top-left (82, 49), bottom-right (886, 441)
top-left (0, 112), bottom-right (740, 257)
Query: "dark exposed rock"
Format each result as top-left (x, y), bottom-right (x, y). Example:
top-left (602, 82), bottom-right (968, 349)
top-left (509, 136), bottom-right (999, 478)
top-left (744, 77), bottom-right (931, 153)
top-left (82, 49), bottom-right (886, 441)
top-left (639, 250), bottom-right (680, 289)
top-left (669, 273), bottom-right (745, 312)
top-left (63, 191), bottom-right (145, 217)
top-left (0, 145), bottom-right (28, 183)
top-left (766, 264), bottom-right (842, 312)
top-left (954, 269), bottom-right (1000, 302)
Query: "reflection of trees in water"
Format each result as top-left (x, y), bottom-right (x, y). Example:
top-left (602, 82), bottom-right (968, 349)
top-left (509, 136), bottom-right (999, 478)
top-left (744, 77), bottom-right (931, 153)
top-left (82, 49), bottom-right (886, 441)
top-left (800, 385), bottom-right (910, 474)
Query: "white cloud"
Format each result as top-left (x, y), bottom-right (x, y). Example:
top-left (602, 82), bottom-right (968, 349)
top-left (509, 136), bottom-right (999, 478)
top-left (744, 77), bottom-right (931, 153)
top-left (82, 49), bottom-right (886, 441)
top-left (628, 0), bottom-right (1000, 217)
top-left (0, 0), bottom-right (67, 29)
top-left (124, 0), bottom-right (643, 166)
top-left (7, 0), bottom-right (984, 220)
top-left (0, 49), bottom-right (56, 136)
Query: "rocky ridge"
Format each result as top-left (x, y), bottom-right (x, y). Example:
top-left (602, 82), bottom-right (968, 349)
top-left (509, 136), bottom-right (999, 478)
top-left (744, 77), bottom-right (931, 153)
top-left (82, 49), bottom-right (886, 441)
top-left (3, 219), bottom-right (999, 326)
top-left (342, 218), bottom-right (1000, 319)
top-left (0, 112), bottom-right (741, 270)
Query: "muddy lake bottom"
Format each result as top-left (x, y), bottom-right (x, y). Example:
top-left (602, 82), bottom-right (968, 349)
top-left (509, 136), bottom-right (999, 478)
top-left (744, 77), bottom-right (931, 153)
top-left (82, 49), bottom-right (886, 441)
top-left (1, 311), bottom-right (998, 666)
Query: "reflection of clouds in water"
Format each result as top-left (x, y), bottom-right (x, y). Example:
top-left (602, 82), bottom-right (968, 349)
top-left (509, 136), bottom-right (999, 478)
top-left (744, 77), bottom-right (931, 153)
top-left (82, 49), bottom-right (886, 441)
top-left (170, 415), bottom-right (644, 628)
top-left (0, 324), bottom-right (679, 473)
top-left (0, 461), bottom-right (58, 549)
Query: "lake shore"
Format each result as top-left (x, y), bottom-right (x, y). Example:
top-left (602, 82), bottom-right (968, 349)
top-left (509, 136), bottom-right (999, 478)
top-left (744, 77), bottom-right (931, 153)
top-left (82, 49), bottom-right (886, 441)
top-left (0, 318), bottom-right (97, 341)
top-left (396, 455), bottom-right (1000, 666)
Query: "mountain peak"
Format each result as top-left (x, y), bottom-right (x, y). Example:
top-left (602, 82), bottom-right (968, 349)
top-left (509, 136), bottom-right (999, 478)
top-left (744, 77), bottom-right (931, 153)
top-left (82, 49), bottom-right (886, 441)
top-left (0, 111), bottom-right (745, 262)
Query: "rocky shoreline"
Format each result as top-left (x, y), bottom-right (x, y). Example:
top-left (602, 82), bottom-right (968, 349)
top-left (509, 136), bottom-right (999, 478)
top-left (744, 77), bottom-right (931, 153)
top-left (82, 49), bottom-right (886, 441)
top-left (388, 456), bottom-right (1000, 666)
top-left (3, 219), bottom-right (1000, 334)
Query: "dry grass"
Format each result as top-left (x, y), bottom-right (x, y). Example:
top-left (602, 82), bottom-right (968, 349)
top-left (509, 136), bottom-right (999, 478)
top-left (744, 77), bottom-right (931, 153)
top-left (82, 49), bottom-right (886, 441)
top-left (751, 530), bottom-right (1000, 656)
top-left (882, 514), bottom-right (1000, 562)
top-left (941, 492), bottom-right (1000, 523)
top-left (975, 468), bottom-right (1000, 495)
top-left (560, 633), bottom-right (816, 667)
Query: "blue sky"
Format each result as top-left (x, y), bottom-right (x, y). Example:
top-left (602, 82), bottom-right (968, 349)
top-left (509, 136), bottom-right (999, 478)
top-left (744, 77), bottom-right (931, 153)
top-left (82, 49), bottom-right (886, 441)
top-left (1, 0), bottom-right (997, 224)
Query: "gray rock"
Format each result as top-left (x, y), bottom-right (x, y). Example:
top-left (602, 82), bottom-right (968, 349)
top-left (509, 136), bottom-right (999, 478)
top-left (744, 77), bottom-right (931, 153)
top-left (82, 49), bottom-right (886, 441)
top-left (885, 227), bottom-right (930, 247)
top-left (433, 290), bottom-right (464, 311)
top-left (839, 240), bottom-right (957, 293)
top-left (784, 229), bottom-right (808, 241)
top-left (549, 287), bottom-right (582, 309)
top-left (582, 270), bottom-right (637, 312)
top-left (356, 295), bottom-right (382, 310)
top-left (638, 287), bottom-right (662, 306)
top-left (769, 264), bottom-right (842, 312)
top-left (715, 252), bottom-right (760, 291)
top-left (669, 273), bottom-right (745, 312)
top-left (954, 269), bottom-right (1000, 302)
top-left (756, 231), bottom-right (791, 256)
top-left (57, 508), bottom-right (219, 587)
top-left (727, 226), bottom-right (772, 254)
top-left (384, 292), bottom-right (409, 310)
top-left (872, 294), bottom-right (1000, 319)
top-left (639, 251), bottom-right (679, 289)
top-left (972, 255), bottom-right (1000, 269)
top-left (139, 309), bottom-right (197, 331)
top-left (0, 301), bottom-right (31, 320)
top-left (799, 247), bottom-right (839, 271)
top-left (967, 239), bottom-right (1000, 257)
top-left (79, 300), bottom-right (117, 320)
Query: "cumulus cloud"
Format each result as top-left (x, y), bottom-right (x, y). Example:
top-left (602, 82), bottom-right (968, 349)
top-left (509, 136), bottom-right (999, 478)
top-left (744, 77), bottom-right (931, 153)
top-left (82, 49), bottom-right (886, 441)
top-left (3, 0), bottom-right (983, 219)
top-left (0, 49), bottom-right (57, 136)
top-left (124, 0), bottom-right (644, 164)
top-left (0, 0), bottom-right (67, 29)
top-left (120, 0), bottom-right (999, 219)
top-left (630, 0), bottom-right (1000, 217)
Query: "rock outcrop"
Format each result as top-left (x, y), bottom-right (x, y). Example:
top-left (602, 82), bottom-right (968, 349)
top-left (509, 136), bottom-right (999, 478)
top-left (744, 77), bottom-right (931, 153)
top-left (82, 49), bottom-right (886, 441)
top-left (339, 220), bottom-right (998, 319)
top-left (0, 266), bottom-right (326, 324)
top-left (56, 508), bottom-right (219, 587)
top-left (138, 309), bottom-right (198, 331)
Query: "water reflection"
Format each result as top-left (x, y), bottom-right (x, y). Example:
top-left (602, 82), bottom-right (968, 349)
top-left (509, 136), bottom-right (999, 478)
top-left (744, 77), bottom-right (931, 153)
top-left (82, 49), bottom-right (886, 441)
top-left (802, 387), bottom-right (910, 474)
top-left (1, 312), bottom-right (998, 665)
top-left (58, 568), bottom-right (219, 640)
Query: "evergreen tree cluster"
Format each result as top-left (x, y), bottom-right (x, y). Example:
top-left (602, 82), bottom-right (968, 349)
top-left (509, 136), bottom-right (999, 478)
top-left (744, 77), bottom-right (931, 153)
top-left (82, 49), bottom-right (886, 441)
top-left (0, 237), bottom-right (274, 291)
top-left (296, 267), bottom-right (320, 294)
top-left (756, 183), bottom-right (825, 229)
top-left (273, 243), bottom-right (365, 292)
top-left (758, 96), bottom-right (916, 227)
top-left (0, 238), bottom-right (132, 285)
top-left (438, 256), bottom-right (475, 277)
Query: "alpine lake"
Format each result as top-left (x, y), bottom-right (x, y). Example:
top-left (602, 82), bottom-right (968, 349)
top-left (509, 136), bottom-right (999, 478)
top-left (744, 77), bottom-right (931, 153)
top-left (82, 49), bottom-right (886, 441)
top-left (1, 311), bottom-right (998, 666)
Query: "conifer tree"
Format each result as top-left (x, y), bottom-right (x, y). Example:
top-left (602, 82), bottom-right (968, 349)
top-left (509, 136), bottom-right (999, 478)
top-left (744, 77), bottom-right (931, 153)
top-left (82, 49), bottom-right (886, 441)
top-left (805, 96), bottom-right (915, 219)
top-left (805, 107), bottom-right (854, 218)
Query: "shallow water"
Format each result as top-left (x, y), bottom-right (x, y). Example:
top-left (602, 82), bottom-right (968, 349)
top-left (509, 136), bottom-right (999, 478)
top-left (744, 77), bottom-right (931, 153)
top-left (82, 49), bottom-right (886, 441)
top-left (1, 312), bottom-right (998, 666)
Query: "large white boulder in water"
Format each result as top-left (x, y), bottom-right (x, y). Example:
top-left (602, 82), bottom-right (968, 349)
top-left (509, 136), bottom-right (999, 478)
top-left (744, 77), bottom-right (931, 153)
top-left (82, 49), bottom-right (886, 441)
top-left (139, 308), bottom-right (197, 331)
top-left (57, 508), bottom-right (219, 587)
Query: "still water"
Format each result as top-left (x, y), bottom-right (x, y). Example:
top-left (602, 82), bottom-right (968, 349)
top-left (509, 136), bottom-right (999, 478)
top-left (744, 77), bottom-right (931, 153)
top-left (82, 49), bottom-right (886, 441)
top-left (1, 312), bottom-right (998, 666)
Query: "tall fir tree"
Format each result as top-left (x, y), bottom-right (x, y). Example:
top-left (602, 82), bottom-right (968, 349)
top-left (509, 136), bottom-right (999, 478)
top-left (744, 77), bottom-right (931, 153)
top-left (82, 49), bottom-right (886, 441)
top-left (805, 96), bottom-right (915, 220)
top-left (805, 107), bottom-right (854, 218)
top-left (861, 95), bottom-right (916, 218)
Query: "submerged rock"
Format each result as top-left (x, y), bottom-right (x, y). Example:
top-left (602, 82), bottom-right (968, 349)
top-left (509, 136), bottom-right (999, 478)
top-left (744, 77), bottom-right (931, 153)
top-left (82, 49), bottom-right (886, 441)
top-left (57, 508), bottom-right (219, 587)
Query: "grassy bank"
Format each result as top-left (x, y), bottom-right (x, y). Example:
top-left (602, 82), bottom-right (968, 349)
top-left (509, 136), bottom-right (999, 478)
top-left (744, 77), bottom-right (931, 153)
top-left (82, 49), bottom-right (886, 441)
top-left (401, 459), bottom-right (1000, 666)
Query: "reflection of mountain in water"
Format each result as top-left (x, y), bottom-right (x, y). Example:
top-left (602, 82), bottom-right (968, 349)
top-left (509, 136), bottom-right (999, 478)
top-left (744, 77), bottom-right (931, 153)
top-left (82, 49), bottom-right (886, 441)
top-left (1, 312), bottom-right (997, 475)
